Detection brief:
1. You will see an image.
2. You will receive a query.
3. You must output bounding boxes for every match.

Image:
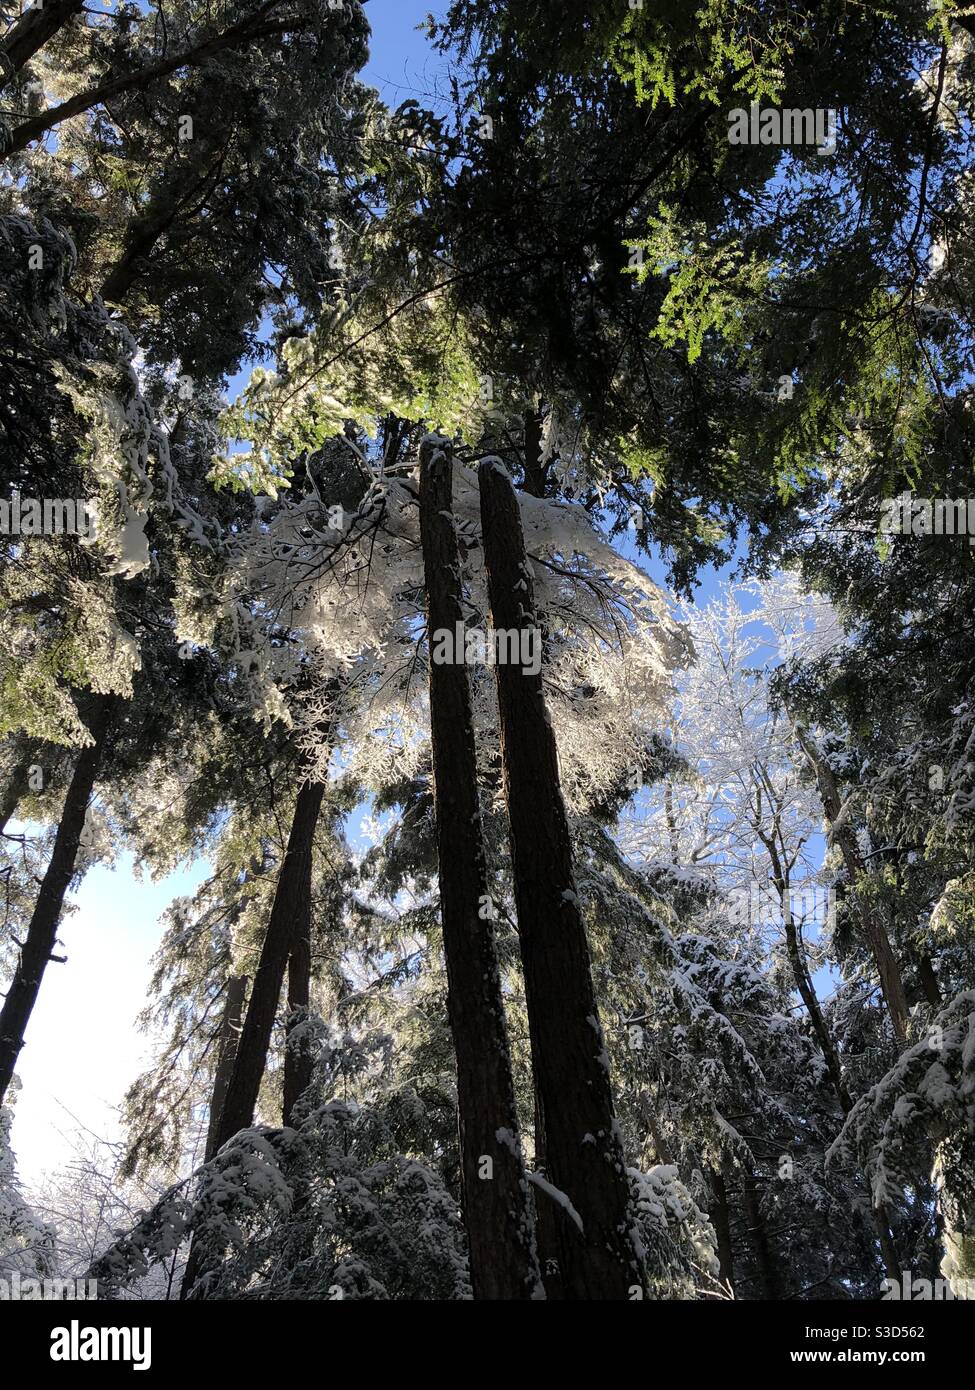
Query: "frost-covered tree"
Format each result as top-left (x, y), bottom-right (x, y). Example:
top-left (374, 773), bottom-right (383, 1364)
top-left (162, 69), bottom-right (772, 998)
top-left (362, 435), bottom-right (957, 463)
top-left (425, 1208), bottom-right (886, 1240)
top-left (0, 1101), bottom-right (55, 1282)
top-left (6, 0), bottom-right (975, 1306)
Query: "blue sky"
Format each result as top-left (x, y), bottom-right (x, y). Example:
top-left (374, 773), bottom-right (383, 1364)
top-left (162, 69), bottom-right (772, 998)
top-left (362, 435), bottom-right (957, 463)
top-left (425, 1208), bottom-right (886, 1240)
top-left (9, 853), bottom-right (211, 1182)
top-left (361, 0), bottom-right (451, 104)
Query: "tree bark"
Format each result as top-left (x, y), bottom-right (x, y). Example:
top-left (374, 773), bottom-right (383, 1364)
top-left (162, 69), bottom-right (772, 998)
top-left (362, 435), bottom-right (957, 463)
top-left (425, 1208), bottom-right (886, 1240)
top-left (0, 0), bottom-right (84, 90)
top-left (99, 191), bottom-right (186, 306)
top-left (521, 406), bottom-right (546, 498)
top-left (766, 852), bottom-right (853, 1113)
top-left (663, 782), bottom-right (680, 866)
top-left (741, 1170), bottom-right (781, 1300)
top-left (785, 910), bottom-right (852, 1105)
top-left (282, 922), bottom-right (312, 1128)
top-left (183, 780), bottom-right (324, 1300)
top-left (644, 1096), bottom-right (674, 1166)
top-left (0, 694), bottom-right (113, 1106)
top-left (209, 778), bottom-right (325, 1155)
top-left (181, 969), bottom-right (250, 1301)
top-left (478, 457), bottom-right (644, 1300)
top-left (418, 439), bottom-right (541, 1300)
top-left (917, 951), bottom-right (941, 1008)
top-left (203, 974), bottom-right (248, 1164)
top-left (531, 1088), bottom-right (564, 1299)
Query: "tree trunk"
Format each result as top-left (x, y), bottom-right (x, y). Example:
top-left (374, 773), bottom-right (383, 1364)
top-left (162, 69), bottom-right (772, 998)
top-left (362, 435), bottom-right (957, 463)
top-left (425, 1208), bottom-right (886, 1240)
top-left (282, 925), bottom-right (312, 1128)
top-left (99, 190), bottom-right (185, 305)
top-left (792, 723), bottom-right (911, 1042)
top-left (478, 457), bottom-right (644, 1300)
top-left (181, 970), bottom-right (250, 1301)
top-left (663, 782), bottom-right (680, 866)
top-left (4, 4), bottom-right (289, 156)
top-left (873, 1201), bottom-right (901, 1285)
top-left (521, 406), bottom-right (546, 498)
top-left (917, 951), bottom-right (941, 1008)
top-left (644, 1096), bottom-right (674, 1166)
top-left (784, 911), bottom-right (852, 1108)
top-left (209, 779), bottom-right (325, 1154)
top-left (203, 974), bottom-right (248, 1164)
top-left (769, 860), bottom-right (899, 1281)
top-left (531, 1088), bottom-right (564, 1299)
top-left (0, 0), bottom-right (84, 89)
top-left (418, 439), bottom-right (541, 1300)
top-left (0, 695), bottom-right (113, 1106)
top-left (769, 861), bottom-right (852, 1113)
top-left (741, 1170), bottom-right (781, 1299)
top-left (182, 781), bottom-right (324, 1301)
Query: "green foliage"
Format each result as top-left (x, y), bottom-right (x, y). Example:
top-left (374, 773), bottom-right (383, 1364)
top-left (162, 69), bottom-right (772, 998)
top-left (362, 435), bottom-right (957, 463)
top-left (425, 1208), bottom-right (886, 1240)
top-left (631, 208), bottom-right (773, 363)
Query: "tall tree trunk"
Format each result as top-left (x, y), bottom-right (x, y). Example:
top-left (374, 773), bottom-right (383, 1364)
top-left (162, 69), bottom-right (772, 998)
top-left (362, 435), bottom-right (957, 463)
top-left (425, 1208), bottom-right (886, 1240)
top-left (658, 818), bottom-right (728, 1299)
top-left (0, 694), bottom-right (113, 1106)
top-left (663, 782), bottom-right (680, 866)
top-left (203, 974), bottom-right (248, 1163)
top-left (935, 1140), bottom-right (975, 1296)
top-left (418, 439), bottom-right (541, 1300)
top-left (99, 190), bottom-right (185, 305)
top-left (891, 848), bottom-right (942, 1009)
top-left (531, 1088), bottom-right (564, 1299)
top-left (282, 924), bottom-right (312, 1128)
top-left (873, 1200), bottom-right (901, 1285)
top-left (783, 909), bottom-right (852, 1107)
top-left (644, 1096), bottom-right (674, 1166)
top-left (792, 723), bottom-right (911, 1042)
top-left (741, 1170), bottom-right (781, 1300)
top-left (0, 0), bottom-right (84, 89)
top-left (209, 778), bottom-right (324, 1155)
top-left (917, 951), bottom-right (941, 1008)
top-left (182, 780), bottom-right (324, 1301)
top-left (181, 970), bottom-right (249, 1301)
top-left (766, 854), bottom-right (853, 1113)
top-left (478, 458), bottom-right (644, 1301)
top-left (521, 406), bottom-right (546, 498)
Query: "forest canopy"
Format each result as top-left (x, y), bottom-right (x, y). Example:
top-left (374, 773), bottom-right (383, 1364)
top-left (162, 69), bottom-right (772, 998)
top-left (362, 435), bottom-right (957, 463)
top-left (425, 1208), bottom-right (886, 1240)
top-left (1, 0), bottom-right (974, 1313)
